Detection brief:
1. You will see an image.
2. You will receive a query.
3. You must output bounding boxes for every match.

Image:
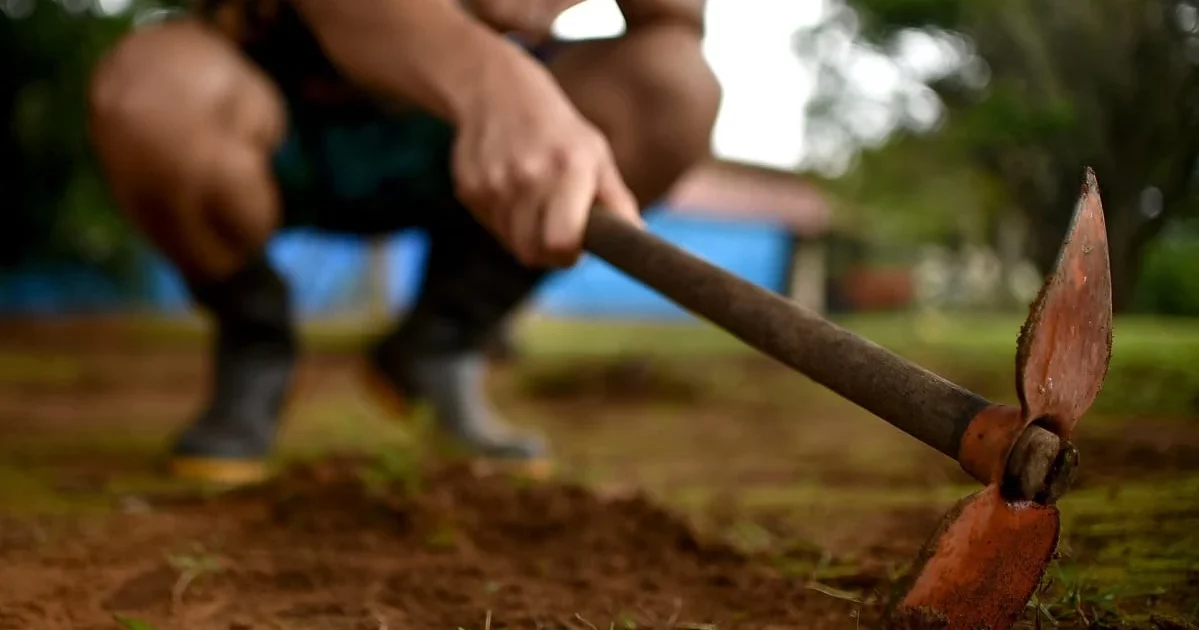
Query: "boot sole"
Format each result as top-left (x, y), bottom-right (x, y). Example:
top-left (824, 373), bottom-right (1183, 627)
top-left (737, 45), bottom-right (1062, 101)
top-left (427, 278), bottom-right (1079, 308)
top-left (467, 456), bottom-right (555, 480)
top-left (356, 357), bottom-right (555, 481)
top-left (169, 456), bottom-right (271, 486)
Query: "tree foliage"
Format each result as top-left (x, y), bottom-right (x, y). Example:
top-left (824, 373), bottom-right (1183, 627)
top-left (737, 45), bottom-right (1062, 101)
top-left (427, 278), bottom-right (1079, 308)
top-left (0, 1), bottom-right (141, 276)
top-left (799, 0), bottom-right (1199, 310)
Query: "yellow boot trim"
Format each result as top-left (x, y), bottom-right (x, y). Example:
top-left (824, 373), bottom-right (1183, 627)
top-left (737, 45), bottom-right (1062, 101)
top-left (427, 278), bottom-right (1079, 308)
top-left (469, 456), bottom-right (556, 481)
top-left (169, 456), bottom-right (271, 486)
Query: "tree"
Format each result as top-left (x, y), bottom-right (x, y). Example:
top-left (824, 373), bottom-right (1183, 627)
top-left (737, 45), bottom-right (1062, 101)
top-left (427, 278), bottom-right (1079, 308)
top-left (0, 1), bottom-right (149, 279)
top-left (798, 0), bottom-right (1199, 310)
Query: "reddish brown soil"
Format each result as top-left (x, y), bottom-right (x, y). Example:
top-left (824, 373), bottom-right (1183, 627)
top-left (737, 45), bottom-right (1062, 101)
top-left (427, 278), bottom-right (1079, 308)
top-left (1, 318), bottom-right (1196, 630)
top-left (0, 459), bottom-right (875, 630)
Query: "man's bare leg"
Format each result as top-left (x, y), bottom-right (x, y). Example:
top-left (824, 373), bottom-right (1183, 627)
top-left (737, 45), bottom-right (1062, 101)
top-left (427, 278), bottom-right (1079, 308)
top-left (89, 20), bottom-right (295, 484)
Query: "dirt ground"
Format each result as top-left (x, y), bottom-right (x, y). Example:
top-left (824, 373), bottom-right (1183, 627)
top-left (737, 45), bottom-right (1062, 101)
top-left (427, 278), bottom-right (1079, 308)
top-left (0, 318), bottom-right (1196, 630)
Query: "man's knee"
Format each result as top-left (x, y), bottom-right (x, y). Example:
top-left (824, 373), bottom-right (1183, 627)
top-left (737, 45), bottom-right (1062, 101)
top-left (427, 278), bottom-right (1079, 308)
top-left (630, 30), bottom-right (721, 171)
top-left (91, 24), bottom-right (199, 145)
top-left (89, 21), bottom-right (284, 172)
top-left (89, 21), bottom-right (287, 275)
top-left (556, 25), bottom-right (721, 197)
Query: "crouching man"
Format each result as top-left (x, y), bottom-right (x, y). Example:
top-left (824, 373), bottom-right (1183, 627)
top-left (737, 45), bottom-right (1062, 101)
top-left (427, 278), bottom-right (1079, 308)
top-left (87, 0), bottom-right (721, 484)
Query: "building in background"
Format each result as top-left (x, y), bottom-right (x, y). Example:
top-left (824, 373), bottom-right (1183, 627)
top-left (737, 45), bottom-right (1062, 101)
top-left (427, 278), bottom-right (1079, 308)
top-left (665, 159), bottom-right (831, 313)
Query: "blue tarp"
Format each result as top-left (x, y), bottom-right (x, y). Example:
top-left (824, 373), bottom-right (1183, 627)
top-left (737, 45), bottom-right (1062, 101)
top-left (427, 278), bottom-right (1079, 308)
top-left (0, 210), bottom-right (792, 320)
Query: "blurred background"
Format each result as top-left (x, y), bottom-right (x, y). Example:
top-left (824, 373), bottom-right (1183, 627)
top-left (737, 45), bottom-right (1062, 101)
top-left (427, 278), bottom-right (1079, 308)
top-left (0, 1), bottom-right (1197, 628)
top-left (3, 0), bottom-right (1198, 318)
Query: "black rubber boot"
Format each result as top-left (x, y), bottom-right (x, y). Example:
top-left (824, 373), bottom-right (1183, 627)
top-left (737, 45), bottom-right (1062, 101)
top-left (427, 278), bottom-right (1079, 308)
top-left (365, 313), bottom-right (548, 466)
top-left (361, 207), bottom-right (556, 476)
top-left (484, 319), bottom-right (522, 365)
top-left (170, 256), bottom-right (297, 485)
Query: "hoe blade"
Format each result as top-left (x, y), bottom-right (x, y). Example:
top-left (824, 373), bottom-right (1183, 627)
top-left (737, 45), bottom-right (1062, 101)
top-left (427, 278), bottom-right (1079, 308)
top-left (889, 170), bottom-right (1114, 629)
top-left (1016, 168), bottom-right (1114, 438)
top-left (890, 486), bottom-right (1060, 629)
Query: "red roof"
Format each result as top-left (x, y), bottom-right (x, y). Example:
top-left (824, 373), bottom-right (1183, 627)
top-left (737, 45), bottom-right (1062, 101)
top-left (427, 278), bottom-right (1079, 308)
top-left (662, 160), bottom-right (831, 236)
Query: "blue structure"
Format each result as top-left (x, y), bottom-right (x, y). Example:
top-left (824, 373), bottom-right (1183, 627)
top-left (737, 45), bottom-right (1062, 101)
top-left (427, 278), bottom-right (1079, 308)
top-left (0, 208), bottom-right (793, 320)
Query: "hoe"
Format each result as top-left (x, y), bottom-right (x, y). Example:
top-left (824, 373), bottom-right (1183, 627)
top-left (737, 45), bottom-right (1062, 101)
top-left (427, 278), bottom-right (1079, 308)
top-left (581, 168), bottom-right (1113, 629)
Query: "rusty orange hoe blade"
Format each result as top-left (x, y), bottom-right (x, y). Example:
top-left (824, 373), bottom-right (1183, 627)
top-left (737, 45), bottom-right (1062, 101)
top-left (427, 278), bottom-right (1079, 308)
top-left (890, 169), bottom-right (1112, 629)
top-left (582, 168), bottom-right (1113, 630)
top-left (1017, 168), bottom-right (1114, 440)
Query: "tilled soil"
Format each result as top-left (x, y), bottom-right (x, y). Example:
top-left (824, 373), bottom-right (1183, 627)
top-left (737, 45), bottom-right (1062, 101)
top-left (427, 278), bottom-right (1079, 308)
top-left (0, 459), bottom-right (876, 630)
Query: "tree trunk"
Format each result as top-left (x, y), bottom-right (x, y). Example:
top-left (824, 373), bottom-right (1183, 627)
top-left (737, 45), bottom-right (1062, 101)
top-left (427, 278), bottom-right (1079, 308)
top-left (1108, 210), bottom-right (1167, 313)
top-left (1106, 227), bottom-right (1144, 314)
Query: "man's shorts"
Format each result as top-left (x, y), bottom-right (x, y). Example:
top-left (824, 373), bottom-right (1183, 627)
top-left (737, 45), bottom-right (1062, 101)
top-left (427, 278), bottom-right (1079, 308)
top-left (270, 103), bottom-right (461, 235)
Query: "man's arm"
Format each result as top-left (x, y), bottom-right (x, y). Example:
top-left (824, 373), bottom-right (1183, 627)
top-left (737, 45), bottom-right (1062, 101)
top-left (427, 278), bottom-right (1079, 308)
top-left (292, 0), bottom-right (552, 124)
top-left (615, 0), bottom-right (706, 34)
top-left (291, 0), bottom-right (642, 269)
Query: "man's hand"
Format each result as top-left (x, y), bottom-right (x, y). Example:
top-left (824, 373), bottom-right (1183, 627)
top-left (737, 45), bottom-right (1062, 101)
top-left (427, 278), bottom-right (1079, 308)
top-left (451, 56), bottom-right (642, 269)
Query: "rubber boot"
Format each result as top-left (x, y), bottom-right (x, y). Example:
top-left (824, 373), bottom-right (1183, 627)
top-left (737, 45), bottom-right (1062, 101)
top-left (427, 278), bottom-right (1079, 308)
top-left (169, 256), bottom-right (297, 485)
top-left (363, 316), bottom-right (550, 476)
top-left (484, 319), bottom-right (522, 365)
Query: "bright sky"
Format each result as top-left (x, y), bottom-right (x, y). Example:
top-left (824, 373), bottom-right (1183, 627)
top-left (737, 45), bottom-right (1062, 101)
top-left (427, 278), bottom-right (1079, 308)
top-left (554, 0), bottom-right (827, 171)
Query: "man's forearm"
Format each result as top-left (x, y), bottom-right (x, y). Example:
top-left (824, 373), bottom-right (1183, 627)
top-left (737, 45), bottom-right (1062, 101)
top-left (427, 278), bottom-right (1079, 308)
top-left (615, 0), bottom-right (706, 33)
top-left (293, 0), bottom-right (547, 123)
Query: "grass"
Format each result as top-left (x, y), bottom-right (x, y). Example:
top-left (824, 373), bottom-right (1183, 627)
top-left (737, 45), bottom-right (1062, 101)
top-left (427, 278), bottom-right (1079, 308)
top-left (1045, 476), bottom-right (1199, 627)
top-left (113, 615), bottom-right (158, 630)
top-left (512, 313), bottom-right (1199, 416)
top-left (10, 310), bottom-right (1199, 412)
top-left (1029, 565), bottom-right (1131, 628)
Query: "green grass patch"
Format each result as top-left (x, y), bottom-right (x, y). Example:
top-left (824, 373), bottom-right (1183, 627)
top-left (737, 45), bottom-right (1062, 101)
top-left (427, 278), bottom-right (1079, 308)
top-left (113, 615), bottom-right (158, 630)
top-left (14, 312), bottom-right (1199, 416)
top-left (511, 314), bottom-right (1199, 417)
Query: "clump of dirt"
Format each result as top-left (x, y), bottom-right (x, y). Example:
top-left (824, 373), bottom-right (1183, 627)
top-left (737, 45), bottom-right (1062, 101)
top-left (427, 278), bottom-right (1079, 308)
top-left (0, 458), bottom-right (871, 630)
top-left (881, 606), bottom-right (949, 629)
top-left (519, 356), bottom-right (709, 404)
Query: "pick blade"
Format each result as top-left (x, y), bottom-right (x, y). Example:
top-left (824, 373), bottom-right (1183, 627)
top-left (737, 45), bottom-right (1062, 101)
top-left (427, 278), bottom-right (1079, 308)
top-left (890, 485), bottom-right (1060, 630)
top-left (1016, 168), bottom-right (1114, 438)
